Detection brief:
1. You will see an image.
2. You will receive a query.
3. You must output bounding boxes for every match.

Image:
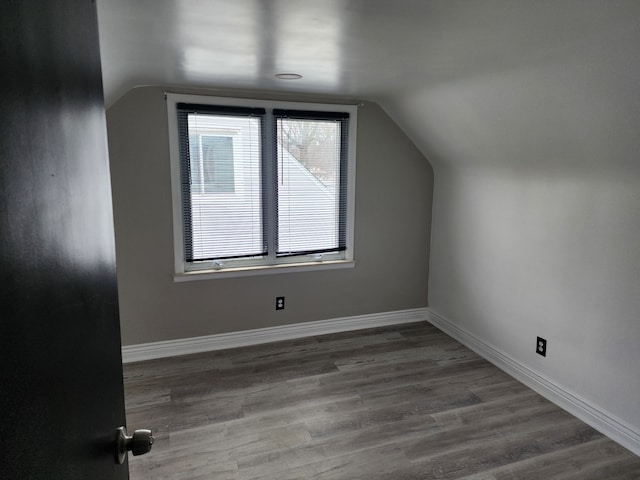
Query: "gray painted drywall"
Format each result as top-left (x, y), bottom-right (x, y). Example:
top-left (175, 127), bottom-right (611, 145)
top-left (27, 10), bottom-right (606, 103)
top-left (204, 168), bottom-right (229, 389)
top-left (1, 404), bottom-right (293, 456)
top-left (428, 165), bottom-right (640, 428)
top-left (381, 13), bottom-right (640, 431)
top-left (107, 86), bottom-right (433, 345)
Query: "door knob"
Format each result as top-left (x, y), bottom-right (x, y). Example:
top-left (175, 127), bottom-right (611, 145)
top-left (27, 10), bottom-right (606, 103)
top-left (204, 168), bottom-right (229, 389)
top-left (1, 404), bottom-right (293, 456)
top-left (115, 426), bottom-right (155, 464)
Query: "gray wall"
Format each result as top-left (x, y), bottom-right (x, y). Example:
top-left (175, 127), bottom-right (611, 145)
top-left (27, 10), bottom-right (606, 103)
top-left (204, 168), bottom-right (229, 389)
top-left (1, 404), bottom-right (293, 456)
top-left (107, 86), bottom-right (433, 346)
top-left (428, 164), bottom-right (640, 430)
top-left (382, 13), bottom-right (640, 432)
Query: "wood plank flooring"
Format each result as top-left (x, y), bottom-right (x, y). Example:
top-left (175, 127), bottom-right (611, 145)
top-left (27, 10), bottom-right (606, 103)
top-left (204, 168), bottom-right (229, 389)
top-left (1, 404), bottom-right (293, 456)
top-left (123, 322), bottom-right (640, 479)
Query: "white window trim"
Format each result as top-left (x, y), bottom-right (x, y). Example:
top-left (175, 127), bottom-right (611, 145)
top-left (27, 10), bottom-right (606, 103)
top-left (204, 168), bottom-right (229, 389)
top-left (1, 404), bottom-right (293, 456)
top-left (166, 93), bottom-right (358, 280)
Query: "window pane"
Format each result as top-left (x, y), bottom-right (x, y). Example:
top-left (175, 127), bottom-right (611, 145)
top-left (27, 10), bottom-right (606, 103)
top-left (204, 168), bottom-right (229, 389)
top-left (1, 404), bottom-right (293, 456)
top-left (276, 118), bottom-right (343, 255)
top-left (186, 113), bottom-right (264, 261)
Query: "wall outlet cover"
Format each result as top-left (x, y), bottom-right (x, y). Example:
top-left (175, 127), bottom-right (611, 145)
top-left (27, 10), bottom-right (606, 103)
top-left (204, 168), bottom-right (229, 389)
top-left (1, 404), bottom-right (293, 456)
top-left (537, 336), bottom-right (547, 357)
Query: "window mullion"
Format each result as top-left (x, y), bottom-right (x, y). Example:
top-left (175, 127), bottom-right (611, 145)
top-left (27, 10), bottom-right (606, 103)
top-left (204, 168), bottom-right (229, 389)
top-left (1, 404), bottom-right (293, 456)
top-left (263, 110), bottom-right (278, 262)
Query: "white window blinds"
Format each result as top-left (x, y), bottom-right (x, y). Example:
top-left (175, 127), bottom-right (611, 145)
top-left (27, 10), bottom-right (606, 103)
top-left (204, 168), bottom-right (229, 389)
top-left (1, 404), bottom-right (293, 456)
top-left (177, 104), bottom-right (266, 262)
top-left (274, 110), bottom-right (348, 257)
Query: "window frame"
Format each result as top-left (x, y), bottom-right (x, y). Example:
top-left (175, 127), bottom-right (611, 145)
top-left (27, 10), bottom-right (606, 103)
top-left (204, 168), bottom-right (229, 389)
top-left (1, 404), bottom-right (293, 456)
top-left (167, 93), bottom-right (357, 281)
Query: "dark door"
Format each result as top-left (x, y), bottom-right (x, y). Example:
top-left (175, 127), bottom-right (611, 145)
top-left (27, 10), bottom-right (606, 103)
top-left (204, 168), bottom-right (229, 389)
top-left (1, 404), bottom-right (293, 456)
top-left (0, 1), bottom-right (129, 478)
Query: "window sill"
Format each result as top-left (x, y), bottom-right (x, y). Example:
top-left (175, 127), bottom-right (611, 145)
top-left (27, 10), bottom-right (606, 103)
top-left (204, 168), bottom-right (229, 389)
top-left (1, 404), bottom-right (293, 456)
top-left (173, 260), bottom-right (356, 282)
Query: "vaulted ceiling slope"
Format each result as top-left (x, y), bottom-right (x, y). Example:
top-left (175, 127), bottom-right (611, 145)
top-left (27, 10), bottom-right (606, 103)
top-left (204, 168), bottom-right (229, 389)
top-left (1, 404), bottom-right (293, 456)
top-left (98, 0), bottom-right (640, 168)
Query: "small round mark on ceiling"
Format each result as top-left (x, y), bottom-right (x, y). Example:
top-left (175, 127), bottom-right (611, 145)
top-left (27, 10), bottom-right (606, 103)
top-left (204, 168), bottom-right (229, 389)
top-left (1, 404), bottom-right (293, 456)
top-left (275, 73), bottom-right (303, 80)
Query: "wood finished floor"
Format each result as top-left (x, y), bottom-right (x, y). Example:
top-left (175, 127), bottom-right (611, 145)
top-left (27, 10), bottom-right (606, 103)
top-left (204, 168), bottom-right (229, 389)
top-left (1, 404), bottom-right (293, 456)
top-left (124, 322), bottom-right (640, 479)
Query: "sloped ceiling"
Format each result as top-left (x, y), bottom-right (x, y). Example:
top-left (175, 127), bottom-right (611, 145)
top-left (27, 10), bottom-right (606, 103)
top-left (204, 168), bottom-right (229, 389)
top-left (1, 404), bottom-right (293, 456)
top-left (98, 0), bottom-right (640, 167)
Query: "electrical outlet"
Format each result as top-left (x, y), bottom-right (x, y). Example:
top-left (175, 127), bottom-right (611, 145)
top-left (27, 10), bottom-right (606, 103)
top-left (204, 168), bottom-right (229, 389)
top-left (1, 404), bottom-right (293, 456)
top-left (536, 337), bottom-right (547, 357)
top-left (276, 296), bottom-right (285, 310)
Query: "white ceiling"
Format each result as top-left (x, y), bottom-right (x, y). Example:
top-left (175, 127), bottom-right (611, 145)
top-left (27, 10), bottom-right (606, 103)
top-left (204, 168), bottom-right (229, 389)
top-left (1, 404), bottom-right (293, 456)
top-left (97, 0), bottom-right (635, 105)
top-left (97, 0), bottom-right (640, 167)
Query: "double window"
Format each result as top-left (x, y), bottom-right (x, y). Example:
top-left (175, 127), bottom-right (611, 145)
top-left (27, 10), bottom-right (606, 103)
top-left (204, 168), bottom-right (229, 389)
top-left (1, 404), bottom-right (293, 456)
top-left (167, 94), bottom-right (357, 278)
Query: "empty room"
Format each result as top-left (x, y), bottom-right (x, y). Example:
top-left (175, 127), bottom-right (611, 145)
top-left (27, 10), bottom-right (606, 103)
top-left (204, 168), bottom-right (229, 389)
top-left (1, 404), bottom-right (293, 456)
top-left (2, 0), bottom-right (639, 479)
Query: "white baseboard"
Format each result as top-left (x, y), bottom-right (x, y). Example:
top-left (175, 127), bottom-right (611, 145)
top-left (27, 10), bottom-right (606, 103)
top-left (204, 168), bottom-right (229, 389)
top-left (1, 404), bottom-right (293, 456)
top-left (122, 307), bottom-right (429, 364)
top-left (426, 308), bottom-right (640, 457)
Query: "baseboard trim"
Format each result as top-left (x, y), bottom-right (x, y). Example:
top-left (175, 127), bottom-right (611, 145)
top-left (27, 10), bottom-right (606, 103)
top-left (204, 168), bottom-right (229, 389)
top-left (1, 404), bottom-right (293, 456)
top-left (426, 308), bottom-right (640, 457)
top-left (122, 307), bottom-right (429, 364)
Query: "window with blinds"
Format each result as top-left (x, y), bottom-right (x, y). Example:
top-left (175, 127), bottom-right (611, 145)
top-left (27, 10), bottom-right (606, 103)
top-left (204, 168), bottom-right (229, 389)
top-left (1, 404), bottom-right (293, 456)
top-left (168, 94), bottom-right (357, 276)
top-left (275, 110), bottom-right (348, 258)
